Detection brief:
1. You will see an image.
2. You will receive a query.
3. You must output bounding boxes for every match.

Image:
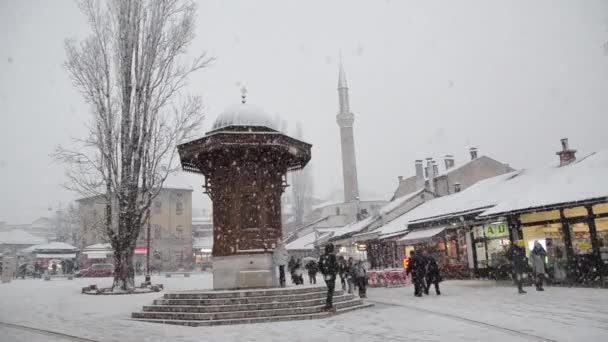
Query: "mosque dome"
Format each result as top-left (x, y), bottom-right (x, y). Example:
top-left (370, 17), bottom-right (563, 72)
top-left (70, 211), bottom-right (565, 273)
top-left (210, 102), bottom-right (278, 132)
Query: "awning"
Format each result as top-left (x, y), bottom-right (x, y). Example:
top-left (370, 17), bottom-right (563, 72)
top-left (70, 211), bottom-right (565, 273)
top-left (36, 253), bottom-right (76, 259)
top-left (398, 227), bottom-right (446, 244)
top-left (83, 251), bottom-right (109, 259)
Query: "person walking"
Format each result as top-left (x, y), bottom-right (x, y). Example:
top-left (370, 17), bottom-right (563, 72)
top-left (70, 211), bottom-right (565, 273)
top-left (305, 260), bottom-right (318, 284)
top-left (406, 250), bottom-right (426, 297)
top-left (507, 241), bottom-right (528, 294)
top-left (287, 256), bottom-right (297, 284)
top-left (273, 239), bottom-right (289, 287)
top-left (346, 257), bottom-right (355, 294)
top-left (337, 256), bottom-right (347, 291)
top-left (353, 260), bottom-right (368, 298)
top-left (423, 250), bottom-right (441, 295)
top-left (531, 241), bottom-right (547, 291)
top-left (318, 243), bottom-right (338, 312)
top-left (293, 259), bottom-right (305, 285)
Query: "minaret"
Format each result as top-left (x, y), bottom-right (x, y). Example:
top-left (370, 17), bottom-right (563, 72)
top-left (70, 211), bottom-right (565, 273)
top-left (336, 58), bottom-right (360, 203)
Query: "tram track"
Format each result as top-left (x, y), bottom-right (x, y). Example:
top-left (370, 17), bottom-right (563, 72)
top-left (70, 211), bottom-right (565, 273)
top-left (0, 321), bottom-right (99, 342)
top-left (366, 299), bottom-right (559, 342)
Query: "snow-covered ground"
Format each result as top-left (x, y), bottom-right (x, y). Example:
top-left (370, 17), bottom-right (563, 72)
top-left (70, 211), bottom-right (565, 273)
top-left (0, 274), bottom-right (606, 342)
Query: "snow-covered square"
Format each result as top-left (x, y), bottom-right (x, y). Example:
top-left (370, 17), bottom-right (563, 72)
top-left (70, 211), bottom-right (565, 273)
top-left (0, 274), bottom-right (606, 342)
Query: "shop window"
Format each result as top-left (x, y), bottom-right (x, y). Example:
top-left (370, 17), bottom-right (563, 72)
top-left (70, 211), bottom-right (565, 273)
top-left (154, 224), bottom-right (162, 239)
top-left (570, 223), bottom-right (593, 255)
top-left (563, 206), bottom-right (588, 218)
top-left (523, 223), bottom-right (567, 282)
top-left (153, 201), bottom-right (162, 214)
top-left (473, 224), bottom-right (510, 269)
top-left (520, 210), bottom-right (560, 224)
top-left (595, 218), bottom-right (608, 263)
top-left (592, 203), bottom-right (608, 215)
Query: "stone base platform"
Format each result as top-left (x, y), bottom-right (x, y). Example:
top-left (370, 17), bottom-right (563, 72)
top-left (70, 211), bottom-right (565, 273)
top-left (131, 286), bottom-right (372, 326)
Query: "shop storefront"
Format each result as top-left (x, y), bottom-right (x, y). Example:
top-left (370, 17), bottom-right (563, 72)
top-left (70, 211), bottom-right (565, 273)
top-left (508, 203), bottom-right (608, 285)
top-left (396, 226), bottom-right (469, 279)
top-left (471, 222), bottom-right (511, 278)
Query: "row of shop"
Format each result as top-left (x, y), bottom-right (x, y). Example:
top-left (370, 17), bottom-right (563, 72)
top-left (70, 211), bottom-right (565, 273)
top-left (325, 149), bottom-right (608, 286)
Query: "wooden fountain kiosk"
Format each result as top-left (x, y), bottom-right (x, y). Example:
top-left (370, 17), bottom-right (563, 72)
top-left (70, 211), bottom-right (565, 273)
top-left (178, 95), bottom-right (311, 289)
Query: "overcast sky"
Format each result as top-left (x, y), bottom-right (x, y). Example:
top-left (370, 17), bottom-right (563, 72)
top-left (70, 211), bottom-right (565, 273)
top-left (1, 0), bottom-right (608, 223)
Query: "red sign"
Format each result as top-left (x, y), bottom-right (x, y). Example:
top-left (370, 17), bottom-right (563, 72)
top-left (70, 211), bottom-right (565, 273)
top-left (134, 247), bottom-right (148, 255)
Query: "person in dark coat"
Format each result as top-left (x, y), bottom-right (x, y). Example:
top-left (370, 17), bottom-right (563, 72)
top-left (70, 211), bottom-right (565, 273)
top-left (507, 241), bottom-right (528, 294)
top-left (305, 260), bottom-right (318, 284)
top-left (530, 241), bottom-right (547, 291)
top-left (337, 256), bottom-right (347, 291)
top-left (422, 250), bottom-right (441, 295)
top-left (406, 250), bottom-right (426, 297)
top-left (352, 260), bottom-right (368, 298)
top-left (287, 256), bottom-right (297, 284)
top-left (318, 243), bottom-right (338, 311)
top-left (346, 257), bottom-right (355, 294)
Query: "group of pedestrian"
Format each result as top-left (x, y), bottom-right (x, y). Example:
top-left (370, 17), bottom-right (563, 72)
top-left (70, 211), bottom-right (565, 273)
top-left (273, 241), bottom-right (368, 312)
top-left (507, 240), bottom-right (547, 294)
top-left (405, 249), bottom-right (442, 297)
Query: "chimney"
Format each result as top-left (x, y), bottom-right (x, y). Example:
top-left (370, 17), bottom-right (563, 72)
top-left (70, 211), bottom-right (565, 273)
top-left (426, 158), bottom-right (435, 193)
top-left (454, 182), bottom-right (461, 193)
top-left (469, 147), bottom-right (478, 160)
top-left (556, 138), bottom-right (576, 166)
top-left (444, 155), bottom-right (455, 170)
top-left (415, 160), bottom-right (424, 190)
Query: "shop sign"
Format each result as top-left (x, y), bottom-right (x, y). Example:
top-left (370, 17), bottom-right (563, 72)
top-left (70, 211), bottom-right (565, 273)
top-left (578, 243), bottom-right (592, 252)
top-left (357, 244), bottom-right (367, 252)
top-left (134, 247), bottom-right (148, 255)
top-left (484, 223), bottom-right (509, 238)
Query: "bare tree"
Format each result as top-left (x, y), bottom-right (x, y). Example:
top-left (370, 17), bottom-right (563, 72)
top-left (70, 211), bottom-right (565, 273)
top-left (54, 0), bottom-right (210, 290)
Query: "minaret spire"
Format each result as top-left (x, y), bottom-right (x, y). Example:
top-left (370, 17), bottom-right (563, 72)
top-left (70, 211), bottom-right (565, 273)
top-left (336, 57), bottom-right (360, 203)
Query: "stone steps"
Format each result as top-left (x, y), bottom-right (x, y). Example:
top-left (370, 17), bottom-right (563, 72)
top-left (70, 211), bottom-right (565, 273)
top-left (132, 286), bottom-right (372, 326)
top-left (154, 288), bottom-right (345, 306)
top-left (134, 297), bottom-right (362, 321)
top-left (132, 303), bottom-right (374, 327)
top-left (164, 285), bottom-right (333, 299)
top-left (144, 293), bottom-right (355, 313)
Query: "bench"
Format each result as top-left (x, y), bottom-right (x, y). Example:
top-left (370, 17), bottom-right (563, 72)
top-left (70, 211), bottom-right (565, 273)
top-left (165, 272), bottom-right (191, 278)
top-left (45, 274), bottom-right (74, 281)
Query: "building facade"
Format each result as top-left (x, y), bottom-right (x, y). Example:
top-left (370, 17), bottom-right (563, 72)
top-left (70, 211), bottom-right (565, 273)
top-left (76, 187), bottom-right (193, 271)
top-left (393, 148), bottom-right (514, 199)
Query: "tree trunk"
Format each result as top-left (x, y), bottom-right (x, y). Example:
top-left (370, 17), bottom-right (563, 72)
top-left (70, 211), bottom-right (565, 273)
top-left (113, 247), bottom-right (135, 291)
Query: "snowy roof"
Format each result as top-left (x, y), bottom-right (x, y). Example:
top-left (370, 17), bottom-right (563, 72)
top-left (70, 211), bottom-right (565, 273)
top-left (379, 189), bottom-right (425, 215)
top-left (0, 229), bottom-right (47, 245)
top-left (330, 189), bottom-right (427, 241)
top-left (375, 150), bottom-right (608, 232)
top-left (27, 242), bottom-right (79, 252)
top-left (286, 228), bottom-right (339, 251)
top-left (83, 243), bottom-right (112, 251)
top-left (193, 236), bottom-right (213, 249)
top-left (479, 151), bottom-right (608, 216)
top-left (210, 103), bottom-right (278, 132)
top-left (398, 226), bottom-right (446, 242)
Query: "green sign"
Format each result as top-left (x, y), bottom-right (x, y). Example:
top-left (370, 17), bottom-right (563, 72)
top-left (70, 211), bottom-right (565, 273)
top-left (485, 223), bottom-right (509, 238)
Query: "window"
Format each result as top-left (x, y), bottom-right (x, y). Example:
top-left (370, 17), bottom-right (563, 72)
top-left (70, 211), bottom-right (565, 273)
top-left (176, 225), bottom-right (183, 239)
top-left (153, 201), bottom-right (162, 214)
top-left (154, 224), bottom-right (162, 239)
top-left (335, 207), bottom-right (341, 215)
top-left (175, 193), bottom-right (184, 215)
